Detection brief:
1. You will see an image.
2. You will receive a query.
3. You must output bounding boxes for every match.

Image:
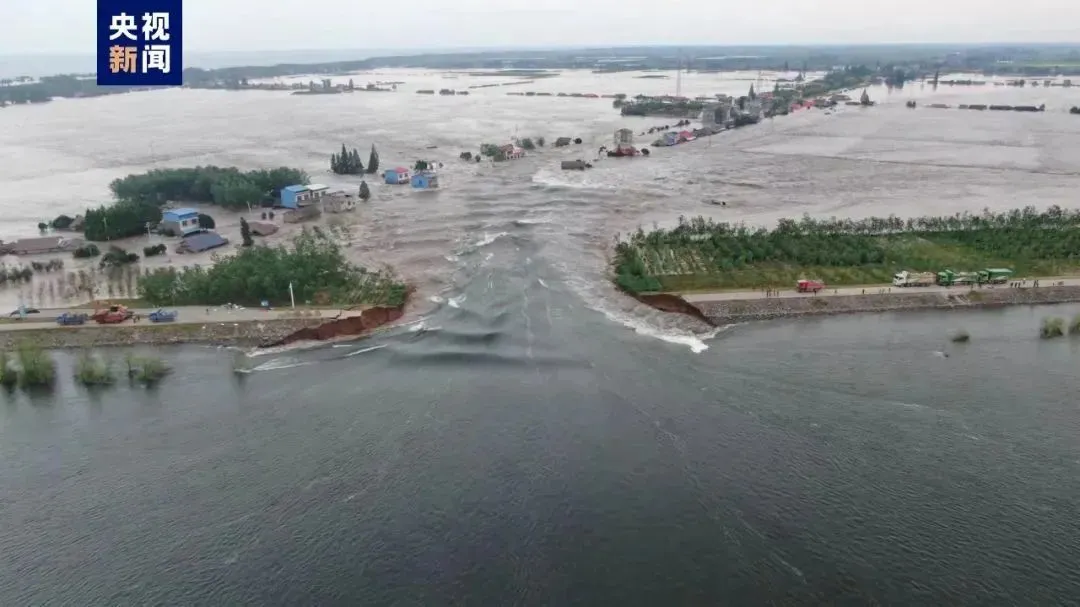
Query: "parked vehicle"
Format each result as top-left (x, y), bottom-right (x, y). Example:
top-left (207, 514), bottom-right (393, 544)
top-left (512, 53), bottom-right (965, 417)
top-left (56, 312), bottom-right (89, 326)
top-left (978, 268), bottom-right (1014, 284)
top-left (8, 307), bottom-right (40, 317)
top-left (92, 304), bottom-right (132, 324)
top-left (95, 311), bottom-right (128, 324)
top-left (148, 309), bottom-right (178, 323)
top-left (892, 271), bottom-right (936, 287)
top-left (796, 279), bottom-right (825, 293)
top-left (936, 270), bottom-right (978, 286)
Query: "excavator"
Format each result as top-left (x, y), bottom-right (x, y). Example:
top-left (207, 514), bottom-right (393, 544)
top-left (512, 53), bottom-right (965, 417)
top-left (92, 303), bottom-right (134, 324)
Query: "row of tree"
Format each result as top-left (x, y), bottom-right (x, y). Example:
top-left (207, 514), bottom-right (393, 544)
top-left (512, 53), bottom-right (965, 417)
top-left (330, 144), bottom-right (380, 175)
top-left (84, 166), bottom-right (308, 241)
top-left (137, 228), bottom-right (407, 307)
top-left (613, 206), bottom-right (1080, 293)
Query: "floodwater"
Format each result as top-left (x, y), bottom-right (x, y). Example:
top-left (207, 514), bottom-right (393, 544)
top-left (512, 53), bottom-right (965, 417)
top-left (1, 69), bottom-right (1080, 604)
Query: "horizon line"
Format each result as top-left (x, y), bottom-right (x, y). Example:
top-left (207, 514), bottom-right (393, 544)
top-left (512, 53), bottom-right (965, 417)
top-left (6, 41), bottom-right (1080, 58)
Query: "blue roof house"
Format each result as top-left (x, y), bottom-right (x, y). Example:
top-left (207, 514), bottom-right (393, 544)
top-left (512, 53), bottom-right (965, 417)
top-left (411, 171), bottom-right (439, 189)
top-left (280, 185), bottom-right (310, 209)
top-left (161, 208), bottom-right (201, 236)
top-left (384, 167), bottom-right (410, 185)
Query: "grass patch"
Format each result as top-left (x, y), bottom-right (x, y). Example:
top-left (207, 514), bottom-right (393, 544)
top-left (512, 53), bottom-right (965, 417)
top-left (14, 342), bottom-right (56, 388)
top-left (74, 349), bottom-right (115, 386)
top-left (1041, 317), bottom-right (1065, 339)
top-left (124, 353), bottom-right (171, 386)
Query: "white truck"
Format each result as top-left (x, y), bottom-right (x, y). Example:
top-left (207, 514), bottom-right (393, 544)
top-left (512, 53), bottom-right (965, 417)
top-left (892, 271), bottom-right (936, 287)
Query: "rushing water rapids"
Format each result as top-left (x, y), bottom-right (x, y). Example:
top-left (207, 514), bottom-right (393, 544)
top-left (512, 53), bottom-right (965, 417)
top-left (1, 70), bottom-right (1080, 603)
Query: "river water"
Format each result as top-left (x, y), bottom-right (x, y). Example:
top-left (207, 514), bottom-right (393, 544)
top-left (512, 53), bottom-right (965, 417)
top-left (2, 70), bottom-right (1080, 604)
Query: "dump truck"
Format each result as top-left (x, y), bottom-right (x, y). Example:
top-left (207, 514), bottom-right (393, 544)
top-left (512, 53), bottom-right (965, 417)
top-left (978, 268), bottom-right (1013, 284)
top-left (892, 271), bottom-right (936, 287)
top-left (936, 270), bottom-right (979, 286)
top-left (796, 279), bottom-right (825, 293)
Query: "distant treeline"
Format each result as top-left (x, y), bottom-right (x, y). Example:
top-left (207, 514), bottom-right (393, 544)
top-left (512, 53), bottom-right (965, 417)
top-left (6, 45), bottom-right (1080, 105)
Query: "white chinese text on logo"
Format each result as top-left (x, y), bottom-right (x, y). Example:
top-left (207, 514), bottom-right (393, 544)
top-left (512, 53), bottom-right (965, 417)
top-left (142, 45), bottom-right (171, 74)
top-left (141, 12), bottom-right (170, 41)
top-left (108, 12), bottom-right (138, 41)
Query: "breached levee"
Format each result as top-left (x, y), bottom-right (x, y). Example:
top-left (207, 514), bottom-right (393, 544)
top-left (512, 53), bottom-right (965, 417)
top-left (259, 305), bottom-right (405, 348)
top-left (639, 286), bottom-right (1080, 326)
top-left (634, 293), bottom-right (716, 326)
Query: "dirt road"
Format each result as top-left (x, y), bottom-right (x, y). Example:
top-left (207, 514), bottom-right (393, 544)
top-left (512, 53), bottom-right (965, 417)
top-left (681, 277), bottom-right (1080, 303)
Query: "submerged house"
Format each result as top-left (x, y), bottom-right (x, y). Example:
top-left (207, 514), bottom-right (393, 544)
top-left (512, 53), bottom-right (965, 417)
top-left (324, 193), bottom-right (356, 213)
top-left (176, 231), bottom-right (228, 254)
top-left (411, 171), bottom-right (439, 189)
top-left (161, 207), bottom-right (201, 236)
top-left (247, 221), bottom-right (279, 236)
top-left (283, 204), bottom-right (321, 224)
top-left (496, 144), bottom-right (525, 161)
top-left (2, 235), bottom-right (85, 256)
top-left (384, 167), bottom-right (410, 184)
top-left (280, 184), bottom-right (329, 209)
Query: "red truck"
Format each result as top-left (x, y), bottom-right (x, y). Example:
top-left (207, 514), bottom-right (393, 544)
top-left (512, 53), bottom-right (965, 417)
top-left (796, 279), bottom-right (825, 293)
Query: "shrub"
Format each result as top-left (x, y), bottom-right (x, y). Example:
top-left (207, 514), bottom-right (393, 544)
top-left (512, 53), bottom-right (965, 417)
top-left (100, 246), bottom-right (139, 268)
top-left (1070, 315), bottom-right (1080, 335)
top-left (536, 136), bottom-right (546, 147)
top-left (198, 213), bottom-right (215, 229)
top-left (143, 243), bottom-right (167, 257)
top-left (0, 351), bottom-right (15, 387)
top-left (124, 353), bottom-right (170, 386)
top-left (15, 342), bottom-right (56, 388)
top-left (73, 244), bottom-right (101, 258)
top-left (1040, 316), bottom-right (1065, 339)
top-left (74, 350), bottom-right (115, 386)
top-left (51, 214), bottom-right (75, 229)
top-left (950, 330), bottom-right (970, 343)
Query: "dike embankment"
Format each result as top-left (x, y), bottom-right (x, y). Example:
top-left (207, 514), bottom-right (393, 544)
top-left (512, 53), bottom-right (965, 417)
top-left (638, 286), bottom-right (1080, 326)
top-left (0, 305), bottom-right (407, 350)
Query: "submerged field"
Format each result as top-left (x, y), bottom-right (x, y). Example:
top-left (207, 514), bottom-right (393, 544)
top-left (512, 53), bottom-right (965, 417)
top-left (614, 207), bottom-right (1080, 292)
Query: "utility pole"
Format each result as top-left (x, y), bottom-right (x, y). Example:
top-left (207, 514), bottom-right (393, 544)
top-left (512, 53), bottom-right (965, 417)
top-left (289, 282), bottom-right (295, 308)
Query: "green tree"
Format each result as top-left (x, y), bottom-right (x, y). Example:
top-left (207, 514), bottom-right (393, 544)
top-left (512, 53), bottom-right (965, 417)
top-left (367, 144), bottom-right (379, 174)
top-left (240, 217), bottom-right (254, 247)
top-left (138, 228), bottom-right (406, 307)
top-left (358, 181), bottom-right (370, 201)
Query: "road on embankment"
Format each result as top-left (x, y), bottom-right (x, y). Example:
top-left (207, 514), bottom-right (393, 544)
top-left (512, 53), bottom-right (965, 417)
top-left (0, 306), bottom-right (361, 332)
top-left (681, 277), bottom-right (1080, 303)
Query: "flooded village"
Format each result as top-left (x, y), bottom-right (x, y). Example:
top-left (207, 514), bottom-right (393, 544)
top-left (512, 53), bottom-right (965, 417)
top-left (1, 50), bottom-right (1079, 330)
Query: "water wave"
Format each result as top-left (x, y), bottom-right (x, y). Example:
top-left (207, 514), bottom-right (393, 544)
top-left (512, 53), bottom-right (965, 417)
top-left (530, 168), bottom-right (618, 190)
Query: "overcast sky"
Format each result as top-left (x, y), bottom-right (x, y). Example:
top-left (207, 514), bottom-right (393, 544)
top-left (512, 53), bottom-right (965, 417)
top-left (0, 0), bottom-right (1076, 54)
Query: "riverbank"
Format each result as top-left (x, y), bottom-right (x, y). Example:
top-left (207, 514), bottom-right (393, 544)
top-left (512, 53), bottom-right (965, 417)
top-left (637, 284), bottom-right (1080, 326)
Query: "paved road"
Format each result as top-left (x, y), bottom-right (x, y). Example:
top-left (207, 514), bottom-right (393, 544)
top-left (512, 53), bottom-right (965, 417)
top-left (0, 305), bottom-right (361, 332)
top-left (682, 277), bottom-right (1080, 303)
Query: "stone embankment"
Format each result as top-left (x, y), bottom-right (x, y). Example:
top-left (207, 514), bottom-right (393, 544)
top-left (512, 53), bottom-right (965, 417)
top-left (261, 306), bottom-right (405, 347)
top-left (0, 305), bottom-right (407, 350)
top-left (691, 285), bottom-right (1080, 325)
